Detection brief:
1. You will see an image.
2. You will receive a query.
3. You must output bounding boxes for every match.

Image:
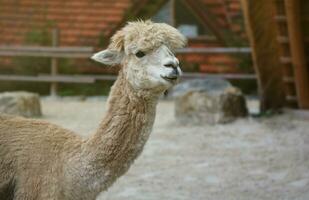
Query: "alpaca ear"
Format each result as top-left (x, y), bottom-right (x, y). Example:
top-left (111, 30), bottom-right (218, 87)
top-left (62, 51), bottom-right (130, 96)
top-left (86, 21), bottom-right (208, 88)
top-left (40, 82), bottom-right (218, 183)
top-left (92, 29), bottom-right (125, 65)
top-left (91, 49), bottom-right (123, 65)
top-left (109, 29), bottom-right (125, 51)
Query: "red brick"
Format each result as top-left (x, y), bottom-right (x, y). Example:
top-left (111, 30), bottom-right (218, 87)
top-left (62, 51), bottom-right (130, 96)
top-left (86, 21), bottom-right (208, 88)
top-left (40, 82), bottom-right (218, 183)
top-left (200, 63), bottom-right (238, 73)
top-left (0, 0), bottom-right (131, 46)
top-left (207, 55), bottom-right (238, 64)
top-left (181, 54), bottom-right (209, 63)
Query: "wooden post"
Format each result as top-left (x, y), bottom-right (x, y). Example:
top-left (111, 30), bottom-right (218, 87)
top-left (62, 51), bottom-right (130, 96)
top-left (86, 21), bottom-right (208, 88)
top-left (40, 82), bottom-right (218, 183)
top-left (284, 0), bottom-right (309, 109)
top-left (170, 0), bottom-right (176, 27)
top-left (240, 0), bottom-right (285, 112)
top-left (50, 28), bottom-right (59, 97)
top-left (183, 0), bottom-right (226, 44)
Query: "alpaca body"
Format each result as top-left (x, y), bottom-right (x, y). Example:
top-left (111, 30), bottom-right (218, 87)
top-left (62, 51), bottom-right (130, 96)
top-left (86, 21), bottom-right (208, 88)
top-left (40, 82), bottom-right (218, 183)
top-left (0, 20), bottom-right (186, 199)
top-left (0, 72), bottom-right (158, 200)
top-left (0, 117), bottom-right (81, 199)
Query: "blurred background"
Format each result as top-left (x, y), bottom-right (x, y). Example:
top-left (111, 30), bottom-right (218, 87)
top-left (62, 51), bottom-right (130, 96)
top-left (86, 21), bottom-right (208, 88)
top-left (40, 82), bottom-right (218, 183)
top-left (1, 0), bottom-right (309, 200)
top-left (0, 0), bottom-right (253, 96)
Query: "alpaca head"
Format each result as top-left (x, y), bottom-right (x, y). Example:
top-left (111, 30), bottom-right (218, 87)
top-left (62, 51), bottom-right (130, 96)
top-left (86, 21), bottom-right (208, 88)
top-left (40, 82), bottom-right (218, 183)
top-left (92, 20), bottom-right (187, 93)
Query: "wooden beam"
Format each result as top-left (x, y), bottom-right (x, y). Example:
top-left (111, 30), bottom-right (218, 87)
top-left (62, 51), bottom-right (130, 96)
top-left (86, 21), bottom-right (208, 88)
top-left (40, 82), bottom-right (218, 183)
top-left (176, 47), bottom-right (251, 54)
top-left (277, 36), bottom-right (289, 44)
top-left (182, 73), bottom-right (256, 80)
top-left (0, 73), bottom-right (256, 83)
top-left (280, 56), bottom-right (292, 64)
top-left (0, 46), bottom-right (93, 58)
top-left (275, 15), bottom-right (287, 22)
top-left (87, 75), bottom-right (118, 81)
top-left (50, 28), bottom-right (59, 97)
top-left (284, 0), bottom-right (309, 108)
top-left (241, 0), bottom-right (286, 111)
top-left (183, 0), bottom-right (227, 44)
top-left (0, 75), bottom-right (95, 83)
top-left (170, 0), bottom-right (176, 27)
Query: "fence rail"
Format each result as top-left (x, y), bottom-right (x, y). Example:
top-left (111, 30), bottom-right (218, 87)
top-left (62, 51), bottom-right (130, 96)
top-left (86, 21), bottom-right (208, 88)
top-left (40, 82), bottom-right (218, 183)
top-left (182, 72), bottom-right (256, 80)
top-left (0, 46), bottom-right (94, 58)
top-left (0, 75), bottom-right (95, 83)
top-left (0, 33), bottom-right (253, 96)
top-left (0, 73), bottom-right (256, 83)
top-left (176, 47), bottom-right (252, 54)
top-left (0, 46), bottom-right (251, 57)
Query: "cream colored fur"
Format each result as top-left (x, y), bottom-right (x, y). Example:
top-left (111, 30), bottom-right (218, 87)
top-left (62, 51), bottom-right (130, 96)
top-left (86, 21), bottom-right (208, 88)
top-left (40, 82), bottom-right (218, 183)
top-left (0, 20), bottom-right (186, 200)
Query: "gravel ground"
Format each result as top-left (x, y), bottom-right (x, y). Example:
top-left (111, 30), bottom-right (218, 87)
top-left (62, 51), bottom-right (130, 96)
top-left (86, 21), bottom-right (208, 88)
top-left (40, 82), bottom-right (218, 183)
top-left (41, 97), bottom-right (309, 200)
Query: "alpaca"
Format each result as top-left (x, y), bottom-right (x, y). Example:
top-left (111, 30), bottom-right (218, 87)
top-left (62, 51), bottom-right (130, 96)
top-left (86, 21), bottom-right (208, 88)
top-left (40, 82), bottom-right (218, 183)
top-left (0, 20), bottom-right (186, 200)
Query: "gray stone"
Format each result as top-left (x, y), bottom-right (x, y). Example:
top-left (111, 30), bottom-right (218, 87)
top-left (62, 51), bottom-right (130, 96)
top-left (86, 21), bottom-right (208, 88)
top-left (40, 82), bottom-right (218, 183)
top-left (172, 79), bottom-right (248, 124)
top-left (0, 91), bottom-right (42, 117)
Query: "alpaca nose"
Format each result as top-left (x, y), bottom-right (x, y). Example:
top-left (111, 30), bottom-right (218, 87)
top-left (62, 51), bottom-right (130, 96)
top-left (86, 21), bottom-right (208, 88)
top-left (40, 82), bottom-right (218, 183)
top-left (171, 66), bottom-right (179, 77)
top-left (164, 62), bottom-right (178, 69)
top-left (164, 61), bottom-right (179, 78)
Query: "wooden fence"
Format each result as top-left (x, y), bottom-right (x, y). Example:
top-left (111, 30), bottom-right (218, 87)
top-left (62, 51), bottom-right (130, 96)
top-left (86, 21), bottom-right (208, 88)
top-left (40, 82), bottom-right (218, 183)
top-left (0, 31), bottom-right (254, 96)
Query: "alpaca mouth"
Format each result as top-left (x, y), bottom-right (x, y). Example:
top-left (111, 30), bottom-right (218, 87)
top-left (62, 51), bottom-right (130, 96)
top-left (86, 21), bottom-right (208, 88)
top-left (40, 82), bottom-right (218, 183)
top-left (160, 75), bottom-right (178, 83)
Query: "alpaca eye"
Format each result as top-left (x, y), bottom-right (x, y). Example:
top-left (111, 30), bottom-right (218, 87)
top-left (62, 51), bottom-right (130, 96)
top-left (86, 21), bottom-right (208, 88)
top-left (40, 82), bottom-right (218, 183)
top-left (135, 51), bottom-right (145, 58)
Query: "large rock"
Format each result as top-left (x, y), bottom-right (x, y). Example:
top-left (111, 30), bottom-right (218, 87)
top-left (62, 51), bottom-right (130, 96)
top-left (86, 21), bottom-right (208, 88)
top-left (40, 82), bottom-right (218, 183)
top-left (0, 91), bottom-right (42, 117)
top-left (172, 79), bottom-right (248, 124)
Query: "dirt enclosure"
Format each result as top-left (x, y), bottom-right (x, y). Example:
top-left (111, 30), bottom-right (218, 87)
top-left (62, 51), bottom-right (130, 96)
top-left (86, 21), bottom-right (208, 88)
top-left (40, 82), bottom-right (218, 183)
top-left (41, 97), bottom-right (309, 200)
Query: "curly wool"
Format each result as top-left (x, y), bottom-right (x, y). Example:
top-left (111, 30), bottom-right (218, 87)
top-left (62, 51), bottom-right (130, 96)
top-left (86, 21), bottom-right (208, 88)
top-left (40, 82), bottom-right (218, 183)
top-left (109, 20), bottom-right (187, 54)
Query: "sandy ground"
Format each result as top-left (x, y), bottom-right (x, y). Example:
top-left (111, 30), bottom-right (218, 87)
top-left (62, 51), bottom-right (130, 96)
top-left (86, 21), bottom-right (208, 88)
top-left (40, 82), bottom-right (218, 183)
top-left (41, 97), bottom-right (309, 200)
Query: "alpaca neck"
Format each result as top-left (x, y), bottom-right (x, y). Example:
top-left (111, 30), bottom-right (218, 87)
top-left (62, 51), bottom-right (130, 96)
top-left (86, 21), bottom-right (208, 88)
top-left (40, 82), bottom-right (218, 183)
top-left (83, 70), bottom-right (159, 179)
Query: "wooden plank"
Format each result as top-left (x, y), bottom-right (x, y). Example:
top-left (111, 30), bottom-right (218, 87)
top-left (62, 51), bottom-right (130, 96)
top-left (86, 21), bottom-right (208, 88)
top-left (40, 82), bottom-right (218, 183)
top-left (59, 73), bottom-right (255, 81)
top-left (0, 46), bottom-right (251, 57)
top-left (187, 35), bottom-right (217, 42)
top-left (182, 73), bottom-right (256, 80)
top-left (0, 75), bottom-right (95, 83)
top-left (170, 0), bottom-right (176, 27)
top-left (39, 75), bottom-right (95, 83)
top-left (0, 46), bottom-right (93, 58)
top-left (241, 0), bottom-right (286, 111)
top-left (286, 95), bottom-right (298, 102)
top-left (275, 15), bottom-right (287, 22)
top-left (283, 76), bottom-right (295, 83)
top-left (87, 75), bottom-right (118, 81)
top-left (50, 28), bottom-right (59, 96)
top-left (280, 56), bottom-right (292, 64)
top-left (0, 51), bottom-right (93, 58)
top-left (277, 36), bottom-right (289, 43)
top-left (176, 47), bottom-right (251, 54)
top-left (285, 0), bottom-right (309, 108)
top-left (0, 46), bottom-right (93, 52)
top-left (0, 73), bottom-right (255, 83)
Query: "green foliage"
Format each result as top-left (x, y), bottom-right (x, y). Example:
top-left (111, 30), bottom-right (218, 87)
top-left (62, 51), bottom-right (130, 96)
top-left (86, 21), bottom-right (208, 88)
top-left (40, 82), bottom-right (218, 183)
top-left (251, 109), bottom-right (283, 118)
top-left (98, 32), bottom-right (109, 47)
top-left (0, 81), bottom-right (114, 96)
top-left (236, 55), bottom-right (253, 73)
top-left (230, 79), bottom-right (257, 95)
top-left (25, 20), bottom-right (56, 45)
top-left (58, 81), bottom-right (114, 96)
top-left (180, 60), bottom-right (199, 72)
top-left (13, 21), bottom-right (56, 75)
top-left (25, 29), bottom-right (51, 46)
top-left (0, 81), bottom-right (50, 95)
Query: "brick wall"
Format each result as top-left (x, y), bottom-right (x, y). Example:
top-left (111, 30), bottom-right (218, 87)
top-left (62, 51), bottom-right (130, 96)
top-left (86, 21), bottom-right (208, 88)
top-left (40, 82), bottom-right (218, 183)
top-left (0, 0), bottom-right (132, 46)
top-left (180, 0), bottom-right (248, 74)
top-left (0, 0), bottom-right (248, 75)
